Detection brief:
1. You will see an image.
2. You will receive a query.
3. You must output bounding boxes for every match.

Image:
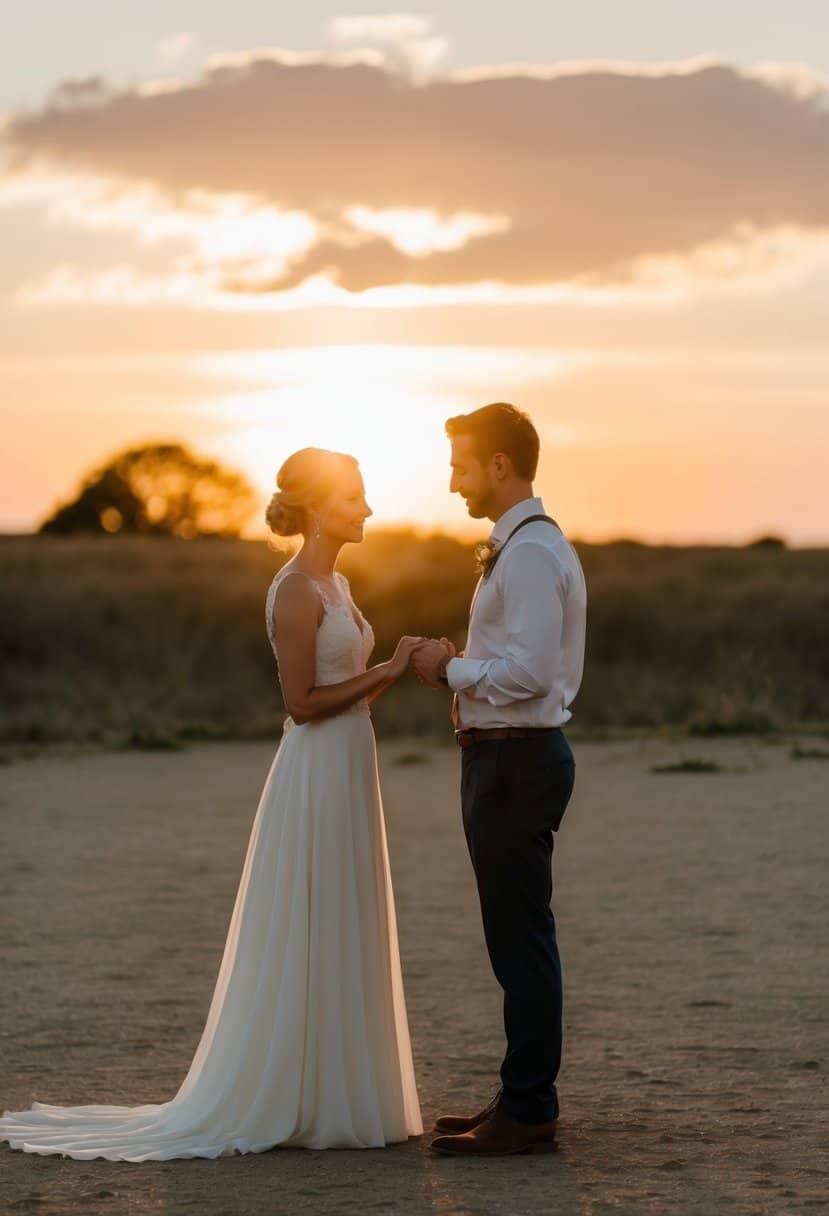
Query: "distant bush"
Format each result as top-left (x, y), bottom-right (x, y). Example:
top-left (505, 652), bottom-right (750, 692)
top-left (650, 758), bottom-right (722, 774)
top-left (746, 535), bottom-right (787, 550)
top-left (790, 743), bottom-right (829, 760)
top-left (689, 712), bottom-right (778, 737)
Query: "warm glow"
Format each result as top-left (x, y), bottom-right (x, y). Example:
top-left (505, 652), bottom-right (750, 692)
top-left (4, 340), bottom-right (828, 545)
top-left (2, 30), bottom-right (828, 547)
top-left (190, 345), bottom-right (589, 536)
top-left (212, 387), bottom-right (451, 531)
top-left (194, 357), bottom-right (462, 533)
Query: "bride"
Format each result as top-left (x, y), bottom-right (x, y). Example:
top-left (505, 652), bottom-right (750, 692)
top-left (0, 447), bottom-right (425, 1159)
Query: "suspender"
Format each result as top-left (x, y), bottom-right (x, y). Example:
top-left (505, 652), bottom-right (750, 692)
top-left (458, 514), bottom-right (561, 722)
top-left (483, 513), bottom-right (559, 579)
top-left (469, 513), bottom-right (560, 619)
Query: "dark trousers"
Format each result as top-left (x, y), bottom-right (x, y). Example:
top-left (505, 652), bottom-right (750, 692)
top-left (460, 729), bottom-right (575, 1124)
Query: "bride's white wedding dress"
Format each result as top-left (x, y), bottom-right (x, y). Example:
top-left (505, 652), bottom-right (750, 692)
top-left (0, 567), bottom-right (422, 1159)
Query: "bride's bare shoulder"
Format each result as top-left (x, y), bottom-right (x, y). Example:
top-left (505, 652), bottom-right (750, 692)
top-left (272, 567), bottom-right (323, 626)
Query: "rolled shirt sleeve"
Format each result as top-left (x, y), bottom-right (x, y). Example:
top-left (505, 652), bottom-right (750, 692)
top-left (445, 543), bottom-right (566, 706)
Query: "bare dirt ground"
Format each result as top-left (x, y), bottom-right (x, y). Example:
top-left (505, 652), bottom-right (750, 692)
top-left (1, 734), bottom-right (827, 1215)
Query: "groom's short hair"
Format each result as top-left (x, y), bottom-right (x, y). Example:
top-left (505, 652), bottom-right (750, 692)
top-left (445, 403), bottom-right (540, 480)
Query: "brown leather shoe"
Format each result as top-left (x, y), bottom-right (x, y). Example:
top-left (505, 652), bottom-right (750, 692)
top-left (429, 1107), bottom-right (558, 1156)
top-left (433, 1087), bottom-right (503, 1134)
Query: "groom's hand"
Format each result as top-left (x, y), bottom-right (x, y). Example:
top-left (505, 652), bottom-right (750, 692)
top-left (411, 638), bottom-right (451, 688)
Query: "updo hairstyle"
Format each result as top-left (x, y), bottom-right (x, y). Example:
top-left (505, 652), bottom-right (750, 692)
top-left (265, 447), bottom-right (359, 537)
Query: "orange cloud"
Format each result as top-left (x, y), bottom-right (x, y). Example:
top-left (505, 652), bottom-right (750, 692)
top-left (4, 54), bottom-right (829, 299)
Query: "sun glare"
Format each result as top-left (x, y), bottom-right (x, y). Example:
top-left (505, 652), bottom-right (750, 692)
top-left (185, 343), bottom-right (596, 538)
top-left (211, 388), bottom-right (458, 534)
top-left (194, 347), bottom-right (481, 535)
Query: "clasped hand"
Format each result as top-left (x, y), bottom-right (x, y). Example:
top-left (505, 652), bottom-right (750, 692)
top-left (410, 636), bottom-right (457, 688)
top-left (388, 636), bottom-right (458, 686)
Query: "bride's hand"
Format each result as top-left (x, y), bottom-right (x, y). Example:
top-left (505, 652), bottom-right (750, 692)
top-left (387, 635), bottom-right (427, 680)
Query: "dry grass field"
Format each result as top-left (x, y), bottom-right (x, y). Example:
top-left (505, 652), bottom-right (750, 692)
top-left (2, 533), bottom-right (828, 749)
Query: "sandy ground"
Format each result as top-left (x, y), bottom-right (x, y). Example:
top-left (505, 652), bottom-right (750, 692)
top-left (0, 733), bottom-right (827, 1216)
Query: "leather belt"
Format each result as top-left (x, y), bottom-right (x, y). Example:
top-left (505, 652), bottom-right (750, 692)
top-left (455, 726), bottom-right (561, 749)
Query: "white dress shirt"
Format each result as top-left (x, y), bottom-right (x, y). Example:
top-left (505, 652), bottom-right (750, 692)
top-left (446, 497), bottom-right (587, 729)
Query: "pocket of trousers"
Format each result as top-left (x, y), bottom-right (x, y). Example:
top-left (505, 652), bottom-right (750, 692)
top-left (504, 739), bottom-right (575, 832)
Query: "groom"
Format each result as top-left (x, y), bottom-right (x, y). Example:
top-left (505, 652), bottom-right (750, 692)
top-left (411, 402), bottom-right (587, 1156)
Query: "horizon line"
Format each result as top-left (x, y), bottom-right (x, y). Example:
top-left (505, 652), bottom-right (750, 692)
top-left (0, 526), bottom-right (823, 551)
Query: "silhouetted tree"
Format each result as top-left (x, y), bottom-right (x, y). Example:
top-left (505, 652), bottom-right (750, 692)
top-left (39, 442), bottom-right (259, 538)
top-left (746, 535), bottom-right (787, 550)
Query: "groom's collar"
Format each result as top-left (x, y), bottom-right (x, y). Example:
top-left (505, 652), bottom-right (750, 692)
top-left (489, 496), bottom-right (545, 545)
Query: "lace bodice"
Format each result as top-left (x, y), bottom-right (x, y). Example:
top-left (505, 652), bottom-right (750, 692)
top-left (265, 567), bottom-right (375, 720)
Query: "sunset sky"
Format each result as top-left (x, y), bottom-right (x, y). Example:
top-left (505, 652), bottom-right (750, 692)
top-left (2, 2), bottom-right (828, 543)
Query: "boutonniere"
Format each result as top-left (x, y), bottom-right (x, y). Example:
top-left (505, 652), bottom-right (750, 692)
top-left (473, 538), bottom-right (501, 580)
